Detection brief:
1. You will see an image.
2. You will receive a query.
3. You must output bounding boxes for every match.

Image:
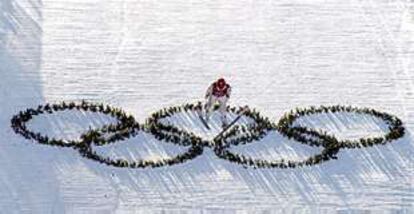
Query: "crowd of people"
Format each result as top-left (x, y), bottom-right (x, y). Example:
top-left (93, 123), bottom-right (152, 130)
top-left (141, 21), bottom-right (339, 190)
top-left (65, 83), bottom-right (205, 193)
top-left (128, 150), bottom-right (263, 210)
top-left (10, 101), bottom-right (405, 169)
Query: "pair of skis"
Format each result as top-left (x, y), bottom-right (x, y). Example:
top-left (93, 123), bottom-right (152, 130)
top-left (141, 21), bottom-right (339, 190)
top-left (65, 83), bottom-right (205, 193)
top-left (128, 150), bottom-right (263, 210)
top-left (197, 106), bottom-right (248, 139)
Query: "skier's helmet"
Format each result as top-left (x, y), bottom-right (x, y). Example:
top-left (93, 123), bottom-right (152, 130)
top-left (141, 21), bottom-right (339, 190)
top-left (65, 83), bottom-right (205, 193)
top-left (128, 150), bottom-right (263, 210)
top-left (217, 78), bottom-right (226, 88)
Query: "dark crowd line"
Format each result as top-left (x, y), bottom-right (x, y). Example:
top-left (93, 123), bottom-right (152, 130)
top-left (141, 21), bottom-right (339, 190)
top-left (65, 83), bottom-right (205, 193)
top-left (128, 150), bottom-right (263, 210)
top-left (10, 101), bottom-right (405, 169)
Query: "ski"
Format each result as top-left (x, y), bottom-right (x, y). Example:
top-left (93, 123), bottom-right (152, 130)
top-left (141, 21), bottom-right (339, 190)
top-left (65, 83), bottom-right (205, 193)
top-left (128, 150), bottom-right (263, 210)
top-left (197, 110), bottom-right (210, 130)
top-left (213, 107), bottom-right (248, 141)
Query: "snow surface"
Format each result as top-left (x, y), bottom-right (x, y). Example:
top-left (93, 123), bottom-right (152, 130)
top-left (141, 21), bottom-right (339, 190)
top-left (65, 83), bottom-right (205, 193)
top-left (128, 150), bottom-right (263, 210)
top-left (93, 132), bottom-right (191, 163)
top-left (1, 0), bottom-right (414, 213)
top-left (292, 111), bottom-right (390, 141)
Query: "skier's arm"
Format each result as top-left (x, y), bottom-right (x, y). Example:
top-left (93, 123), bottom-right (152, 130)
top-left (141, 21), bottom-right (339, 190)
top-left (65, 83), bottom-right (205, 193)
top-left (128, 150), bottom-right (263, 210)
top-left (226, 86), bottom-right (231, 98)
top-left (205, 84), bottom-right (213, 99)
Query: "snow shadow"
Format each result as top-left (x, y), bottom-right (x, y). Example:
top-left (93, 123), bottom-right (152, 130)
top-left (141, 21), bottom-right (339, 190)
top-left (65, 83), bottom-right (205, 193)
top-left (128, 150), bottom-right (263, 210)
top-left (0, 0), bottom-right (43, 110)
top-left (0, 1), bottom-right (67, 212)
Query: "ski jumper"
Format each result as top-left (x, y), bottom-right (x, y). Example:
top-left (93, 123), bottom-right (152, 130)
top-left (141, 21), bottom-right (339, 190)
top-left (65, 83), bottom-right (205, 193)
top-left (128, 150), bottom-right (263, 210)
top-left (205, 81), bottom-right (231, 124)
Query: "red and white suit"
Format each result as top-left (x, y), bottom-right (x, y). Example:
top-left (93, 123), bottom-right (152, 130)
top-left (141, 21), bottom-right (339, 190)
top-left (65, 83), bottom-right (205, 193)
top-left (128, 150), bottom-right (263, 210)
top-left (204, 81), bottom-right (231, 124)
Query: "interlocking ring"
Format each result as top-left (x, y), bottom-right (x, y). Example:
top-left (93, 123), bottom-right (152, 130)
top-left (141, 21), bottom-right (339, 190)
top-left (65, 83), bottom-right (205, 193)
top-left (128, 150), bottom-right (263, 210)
top-left (10, 101), bottom-right (405, 169)
top-left (78, 125), bottom-right (204, 168)
top-left (11, 101), bottom-right (136, 147)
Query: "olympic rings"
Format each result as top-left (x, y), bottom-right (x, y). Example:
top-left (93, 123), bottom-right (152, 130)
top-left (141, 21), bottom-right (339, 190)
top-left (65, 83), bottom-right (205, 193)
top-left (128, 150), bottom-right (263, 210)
top-left (10, 101), bottom-right (137, 147)
top-left (10, 101), bottom-right (405, 169)
top-left (276, 106), bottom-right (405, 149)
top-left (78, 126), bottom-right (204, 168)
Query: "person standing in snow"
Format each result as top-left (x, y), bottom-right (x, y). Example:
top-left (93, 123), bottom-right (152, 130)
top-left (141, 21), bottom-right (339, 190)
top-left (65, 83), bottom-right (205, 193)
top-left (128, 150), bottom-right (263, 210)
top-left (204, 78), bottom-right (231, 127)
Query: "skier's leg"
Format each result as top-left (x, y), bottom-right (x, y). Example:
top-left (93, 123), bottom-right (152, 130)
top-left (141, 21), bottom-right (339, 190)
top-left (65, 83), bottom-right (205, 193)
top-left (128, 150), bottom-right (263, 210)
top-left (204, 96), bottom-right (215, 122)
top-left (218, 96), bottom-right (228, 126)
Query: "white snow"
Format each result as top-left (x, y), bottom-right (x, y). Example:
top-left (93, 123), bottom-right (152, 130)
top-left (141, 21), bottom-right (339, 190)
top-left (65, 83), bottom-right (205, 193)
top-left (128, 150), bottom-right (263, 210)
top-left (92, 132), bottom-right (191, 162)
top-left (1, 0), bottom-right (414, 213)
top-left (292, 111), bottom-right (391, 141)
top-left (27, 109), bottom-right (118, 142)
top-left (227, 130), bottom-right (324, 162)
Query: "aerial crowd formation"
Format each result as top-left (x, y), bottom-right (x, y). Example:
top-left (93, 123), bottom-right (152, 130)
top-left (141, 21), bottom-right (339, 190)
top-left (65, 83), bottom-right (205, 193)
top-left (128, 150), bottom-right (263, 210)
top-left (10, 100), bottom-right (405, 169)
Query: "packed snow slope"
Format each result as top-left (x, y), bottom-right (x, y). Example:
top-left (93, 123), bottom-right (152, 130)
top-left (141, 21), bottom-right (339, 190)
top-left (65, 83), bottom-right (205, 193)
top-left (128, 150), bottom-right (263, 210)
top-left (1, 0), bottom-right (414, 213)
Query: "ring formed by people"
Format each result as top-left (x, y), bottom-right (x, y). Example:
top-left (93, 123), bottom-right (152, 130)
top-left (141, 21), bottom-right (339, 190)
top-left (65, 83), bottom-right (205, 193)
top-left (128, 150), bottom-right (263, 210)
top-left (10, 100), bottom-right (405, 169)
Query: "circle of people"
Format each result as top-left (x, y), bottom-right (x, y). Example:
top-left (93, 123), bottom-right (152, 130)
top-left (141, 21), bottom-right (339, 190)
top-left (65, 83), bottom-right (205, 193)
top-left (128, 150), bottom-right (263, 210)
top-left (10, 98), bottom-right (405, 169)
